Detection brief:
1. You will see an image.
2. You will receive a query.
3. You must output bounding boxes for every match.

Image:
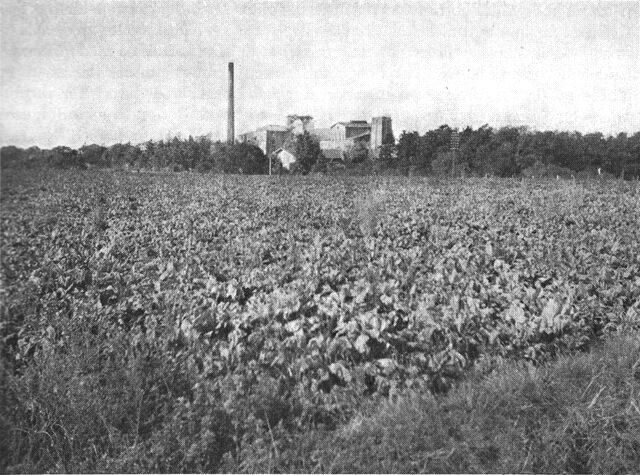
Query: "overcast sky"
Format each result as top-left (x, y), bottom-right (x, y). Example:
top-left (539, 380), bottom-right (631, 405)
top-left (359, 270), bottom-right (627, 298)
top-left (1, 0), bottom-right (639, 148)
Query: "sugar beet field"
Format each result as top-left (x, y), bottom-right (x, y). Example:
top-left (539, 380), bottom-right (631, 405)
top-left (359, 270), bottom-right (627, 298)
top-left (2, 169), bottom-right (640, 472)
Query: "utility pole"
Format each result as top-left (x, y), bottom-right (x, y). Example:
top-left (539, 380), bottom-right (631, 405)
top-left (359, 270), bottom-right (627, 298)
top-left (450, 129), bottom-right (460, 177)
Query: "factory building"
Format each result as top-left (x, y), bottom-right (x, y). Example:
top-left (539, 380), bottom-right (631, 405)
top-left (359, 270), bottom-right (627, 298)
top-left (240, 116), bottom-right (393, 155)
top-left (238, 115), bottom-right (316, 156)
top-left (239, 115), bottom-right (393, 169)
top-left (238, 125), bottom-right (288, 157)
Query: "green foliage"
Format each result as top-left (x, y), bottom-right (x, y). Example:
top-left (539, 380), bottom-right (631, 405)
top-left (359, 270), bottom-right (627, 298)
top-left (396, 130), bottom-right (420, 167)
top-left (0, 135), bottom-right (266, 174)
top-left (3, 125), bottom-right (639, 177)
top-left (0, 146), bottom-right (86, 170)
top-left (79, 144), bottom-right (108, 167)
top-left (265, 331), bottom-right (640, 473)
top-left (415, 124), bottom-right (454, 171)
top-left (1, 170), bottom-right (639, 471)
top-left (377, 130), bottom-right (396, 165)
top-left (292, 131), bottom-right (323, 174)
top-left (102, 143), bottom-right (140, 169)
top-left (395, 125), bottom-right (639, 178)
top-left (211, 142), bottom-right (267, 174)
top-left (0, 146), bottom-right (26, 168)
top-left (430, 150), bottom-right (469, 177)
top-left (345, 139), bottom-right (370, 164)
top-left (135, 135), bottom-right (216, 171)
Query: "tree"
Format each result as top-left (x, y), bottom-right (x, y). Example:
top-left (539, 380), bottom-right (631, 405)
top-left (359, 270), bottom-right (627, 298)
top-left (377, 130), bottom-right (396, 165)
top-left (459, 125), bottom-right (492, 174)
top-left (489, 142), bottom-right (519, 176)
top-left (345, 139), bottom-right (369, 164)
top-left (487, 127), bottom-right (521, 176)
top-left (396, 131), bottom-right (419, 167)
top-left (190, 136), bottom-right (214, 172)
top-left (417, 125), bottom-right (453, 172)
top-left (48, 146), bottom-right (86, 169)
top-left (430, 150), bottom-right (470, 176)
top-left (626, 132), bottom-right (640, 179)
top-left (24, 147), bottom-right (44, 168)
top-left (79, 144), bottom-right (107, 167)
top-left (102, 143), bottom-right (141, 168)
top-left (582, 132), bottom-right (606, 171)
top-left (603, 133), bottom-right (635, 178)
top-left (0, 146), bottom-right (25, 168)
top-left (293, 131), bottom-right (323, 174)
top-left (211, 142), bottom-right (267, 174)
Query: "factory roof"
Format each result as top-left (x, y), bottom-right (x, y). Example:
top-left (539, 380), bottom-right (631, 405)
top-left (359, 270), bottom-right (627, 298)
top-left (287, 115), bottom-right (313, 121)
top-left (331, 120), bottom-right (371, 129)
top-left (350, 131), bottom-right (371, 140)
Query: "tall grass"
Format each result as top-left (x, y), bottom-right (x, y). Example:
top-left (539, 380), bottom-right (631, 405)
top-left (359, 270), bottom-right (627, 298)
top-left (239, 330), bottom-right (640, 473)
top-left (0, 324), bottom-right (233, 473)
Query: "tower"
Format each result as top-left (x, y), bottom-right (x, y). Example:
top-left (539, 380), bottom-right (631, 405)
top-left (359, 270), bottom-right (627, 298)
top-left (227, 62), bottom-right (234, 144)
top-left (370, 116), bottom-right (393, 150)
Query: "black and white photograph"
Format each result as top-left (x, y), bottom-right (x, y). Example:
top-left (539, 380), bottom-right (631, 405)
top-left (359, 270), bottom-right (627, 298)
top-left (1, 0), bottom-right (639, 473)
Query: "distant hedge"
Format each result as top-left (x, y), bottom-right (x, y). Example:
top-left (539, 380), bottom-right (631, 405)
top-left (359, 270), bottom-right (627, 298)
top-left (0, 137), bottom-right (267, 175)
top-left (2, 125), bottom-right (639, 178)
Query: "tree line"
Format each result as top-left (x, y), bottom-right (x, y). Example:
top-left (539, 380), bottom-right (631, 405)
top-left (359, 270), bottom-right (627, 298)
top-left (0, 136), bottom-right (269, 174)
top-left (391, 125), bottom-right (640, 178)
top-left (1, 125), bottom-right (638, 178)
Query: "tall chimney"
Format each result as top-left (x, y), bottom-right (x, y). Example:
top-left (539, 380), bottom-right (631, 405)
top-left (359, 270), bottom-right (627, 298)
top-left (227, 62), bottom-right (234, 144)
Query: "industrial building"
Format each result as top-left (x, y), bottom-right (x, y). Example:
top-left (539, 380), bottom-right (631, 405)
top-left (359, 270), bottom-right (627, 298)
top-left (239, 115), bottom-right (393, 168)
top-left (237, 124), bottom-right (289, 157)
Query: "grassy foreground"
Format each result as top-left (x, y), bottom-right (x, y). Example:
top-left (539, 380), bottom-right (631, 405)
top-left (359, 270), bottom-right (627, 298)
top-left (3, 330), bottom-right (637, 472)
top-left (240, 330), bottom-right (640, 473)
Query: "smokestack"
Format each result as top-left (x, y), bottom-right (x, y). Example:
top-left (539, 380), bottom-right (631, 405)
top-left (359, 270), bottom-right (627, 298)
top-left (227, 62), bottom-right (234, 144)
